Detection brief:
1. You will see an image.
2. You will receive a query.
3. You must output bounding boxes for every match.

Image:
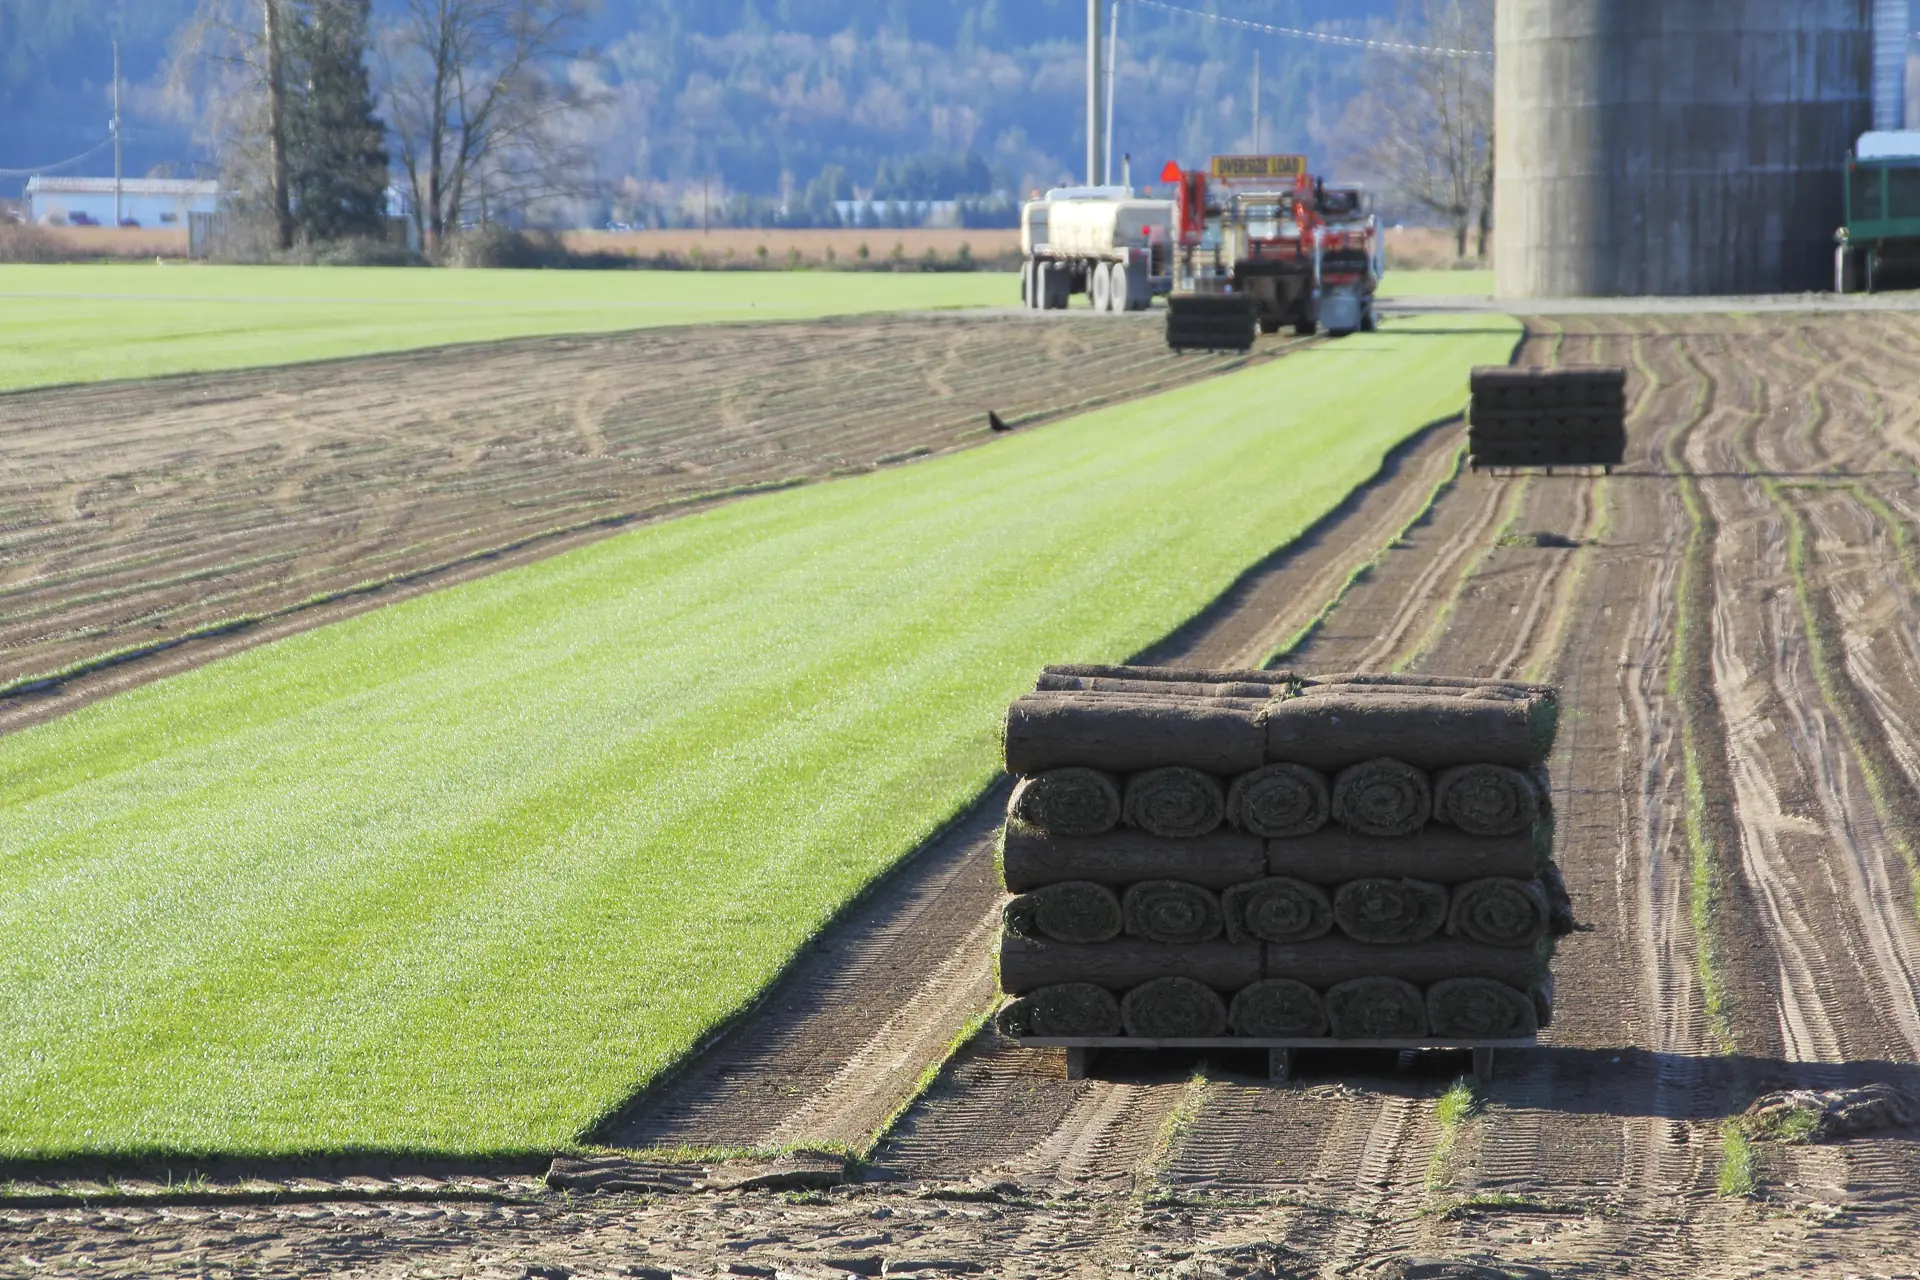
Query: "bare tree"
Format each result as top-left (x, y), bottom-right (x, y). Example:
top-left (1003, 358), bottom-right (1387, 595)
top-left (1334, 0), bottom-right (1493, 260)
top-left (376, 0), bottom-right (598, 253)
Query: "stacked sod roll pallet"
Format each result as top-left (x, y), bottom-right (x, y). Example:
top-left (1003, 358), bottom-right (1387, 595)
top-left (995, 665), bottom-right (1574, 1054)
top-left (1468, 365), bottom-right (1628, 472)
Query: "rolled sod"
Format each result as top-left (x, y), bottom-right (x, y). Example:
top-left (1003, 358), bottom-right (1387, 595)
top-left (1000, 822), bottom-right (1265, 892)
top-left (1325, 977), bottom-right (1428, 1039)
top-left (1009, 768), bottom-right (1122, 836)
top-left (1303, 672), bottom-right (1553, 702)
top-left (1426, 978), bottom-right (1540, 1039)
top-left (1433, 764), bottom-right (1541, 836)
top-left (1332, 878), bottom-right (1449, 944)
top-left (1227, 979), bottom-right (1329, 1037)
top-left (1227, 763), bottom-right (1331, 837)
top-left (1266, 827), bottom-right (1543, 885)
top-left (1004, 692), bottom-right (1267, 776)
top-left (1123, 880), bottom-right (1225, 944)
top-left (996, 983), bottom-right (1123, 1038)
top-left (1042, 663), bottom-right (1295, 688)
top-left (1330, 758), bottom-right (1432, 837)
top-left (1532, 974), bottom-right (1556, 1028)
top-left (1122, 767), bottom-right (1227, 838)
top-left (1222, 877), bottom-right (1334, 944)
top-left (1265, 937), bottom-right (1550, 988)
top-left (1264, 692), bottom-right (1557, 771)
top-left (1003, 880), bottom-right (1125, 945)
top-left (1035, 674), bottom-right (1280, 699)
top-left (1447, 877), bottom-right (1550, 948)
top-left (1000, 936), bottom-right (1261, 994)
top-left (1121, 976), bottom-right (1229, 1038)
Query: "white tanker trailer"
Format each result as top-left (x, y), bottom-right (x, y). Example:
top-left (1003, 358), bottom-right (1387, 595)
top-left (1020, 186), bottom-right (1176, 312)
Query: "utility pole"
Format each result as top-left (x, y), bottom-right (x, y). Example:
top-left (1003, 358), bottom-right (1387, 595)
top-left (1253, 49), bottom-right (1262, 155)
top-left (112, 39), bottom-right (123, 227)
top-left (1086, 0), bottom-right (1102, 186)
top-left (1104, 0), bottom-right (1120, 186)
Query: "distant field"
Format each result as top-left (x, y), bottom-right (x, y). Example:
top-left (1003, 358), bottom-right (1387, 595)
top-left (0, 313), bottom-right (1519, 1161)
top-left (1379, 269), bottom-right (1494, 298)
top-left (0, 264), bottom-right (1013, 392)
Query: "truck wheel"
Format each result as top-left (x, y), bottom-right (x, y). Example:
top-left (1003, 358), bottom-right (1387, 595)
top-left (1259, 315), bottom-right (1282, 335)
top-left (1091, 263), bottom-right (1113, 312)
top-left (1293, 317), bottom-right (1318, 337)
top-left (1361, 304), bottom-right (1377, 332)
top-left (1020, 261), bottom-right (1033, 307)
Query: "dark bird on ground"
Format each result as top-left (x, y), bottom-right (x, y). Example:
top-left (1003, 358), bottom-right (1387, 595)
top-left (989, 411), bottom-right (1011, 433)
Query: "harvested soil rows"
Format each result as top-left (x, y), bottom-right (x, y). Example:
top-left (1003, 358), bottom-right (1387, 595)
top-left (0, 313), bottom-right (1267, 730)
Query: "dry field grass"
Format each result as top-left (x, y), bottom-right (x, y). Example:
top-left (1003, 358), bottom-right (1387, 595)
top-left (562, 226), bottom-right (1022, 266)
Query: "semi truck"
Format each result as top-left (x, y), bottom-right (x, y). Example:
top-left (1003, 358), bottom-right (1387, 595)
top-left (1837, 131), bottom-right (1920, 292)
top-left (1020, 186), bottom-right (1176, 312)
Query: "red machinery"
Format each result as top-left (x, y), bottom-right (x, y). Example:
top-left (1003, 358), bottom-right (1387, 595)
top-left (1162, 157), bottom-right (1382, 351)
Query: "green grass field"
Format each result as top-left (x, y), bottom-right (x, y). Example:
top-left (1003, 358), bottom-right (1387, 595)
top-left (0, 264), bottom-right (1013, 392)
top-left (0, 313), bottom-right (1518, 1161)
top-left (1379, 269), bottom-right (1494, 298)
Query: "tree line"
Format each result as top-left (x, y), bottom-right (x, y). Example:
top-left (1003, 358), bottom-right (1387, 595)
top-left (180, 0), bottom-right (591, 254)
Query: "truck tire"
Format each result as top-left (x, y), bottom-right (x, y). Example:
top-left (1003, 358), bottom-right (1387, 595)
top-left (1091, 262), bottom-right (1114, 312)
top-left (1124, 262), bottom-right (1151, 311)
top-left (1293, 316), bottom-right (1318, 337)
top-left (1259, 315), bottom-right (1282, 335)
top-left (1041, 263), bottom-right (1070, 310)
top-left (1021, 260), bottom-right (1033, 307)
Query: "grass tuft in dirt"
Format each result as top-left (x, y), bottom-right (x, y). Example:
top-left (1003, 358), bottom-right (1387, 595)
top-left (1426, 1076), bottom-right (1482, 1191)
top-left (1717, 1121), bottom-right (1758, 1198)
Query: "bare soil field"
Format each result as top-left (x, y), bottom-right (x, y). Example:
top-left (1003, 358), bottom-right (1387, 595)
top-left (0, 311), bottom-right (1267, 732)
top-left (10, 314), bottom-right (1920, 1279)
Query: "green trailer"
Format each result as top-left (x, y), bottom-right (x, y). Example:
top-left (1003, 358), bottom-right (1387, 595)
top-left (1838, 145), bottom-right (1920, 292)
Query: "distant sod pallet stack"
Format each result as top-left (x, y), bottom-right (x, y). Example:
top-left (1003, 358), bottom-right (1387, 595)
top-left (994, 665), bottom-right (1573, 1079)
top-left (1469, 365), bottom-right (1628, 472)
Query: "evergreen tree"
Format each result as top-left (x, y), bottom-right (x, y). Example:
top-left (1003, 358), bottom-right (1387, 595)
top-left (286, 0), bottom-right (389, 243)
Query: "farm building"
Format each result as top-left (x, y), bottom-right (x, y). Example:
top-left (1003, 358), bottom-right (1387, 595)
top-left (24, 176), bottom-right (219, 229)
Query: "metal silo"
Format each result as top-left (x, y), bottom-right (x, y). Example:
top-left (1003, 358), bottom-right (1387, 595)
top-left (1495, 1), bottom-right (1876, 297)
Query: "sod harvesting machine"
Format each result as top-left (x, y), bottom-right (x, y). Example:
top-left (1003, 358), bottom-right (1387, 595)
top-left (1019, 154), bottom-right (1383, 352)
top-left (1161, 156), bottom-right (1383, 352)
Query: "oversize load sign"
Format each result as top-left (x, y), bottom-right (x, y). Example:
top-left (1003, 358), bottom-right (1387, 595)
top-left (1210, 154), bottom-right (1307, 180)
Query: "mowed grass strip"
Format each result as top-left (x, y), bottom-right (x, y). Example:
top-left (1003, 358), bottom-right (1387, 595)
top-left (0, 264), bottom-right (1013, 392)
top-left (0, 314), bottom-right (1519, 1159)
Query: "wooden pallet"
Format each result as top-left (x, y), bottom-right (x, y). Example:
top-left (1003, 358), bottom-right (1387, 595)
top-left (1015, 1036), bottom-right (1537, 1082)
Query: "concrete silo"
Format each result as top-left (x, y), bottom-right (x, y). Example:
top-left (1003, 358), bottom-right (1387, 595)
top-left (1495, 1), bottom-right (1883, 297)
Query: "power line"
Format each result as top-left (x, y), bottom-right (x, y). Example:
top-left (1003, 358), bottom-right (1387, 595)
top-left (0, 136), bottom-right (116, 178)
top-left (1123, 0), bottom-right (1494, 60)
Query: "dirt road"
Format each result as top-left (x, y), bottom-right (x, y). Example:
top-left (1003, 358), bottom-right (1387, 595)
top-left (8, 314), bottom-right (1920, 1278)
top-left (0, 311), bottom-right (1261, 732)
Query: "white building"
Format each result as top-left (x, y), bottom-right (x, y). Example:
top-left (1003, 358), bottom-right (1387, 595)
top-left (24, 177), bottom-right (220, 229)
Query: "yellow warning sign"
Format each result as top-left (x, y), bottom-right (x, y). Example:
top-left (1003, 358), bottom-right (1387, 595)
top-left (1209, 154), bottom-right (1308, 181)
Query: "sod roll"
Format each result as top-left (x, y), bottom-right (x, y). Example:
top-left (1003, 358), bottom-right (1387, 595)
top-left (1121, 976), bottom-right (1229, 1038)
top-left (1433, 764), bottom-right (1541, 836)
top-left (1266, 826), bottom-right (1545, 884)
top-left (1043, 663), bottom-right (1294, 689)
top-left (1123, 880), bottom-right (1225, 944)
top-left (1000, 936), bottom-right (1262, 994)
top-left (1010, 769), bottom-right (1122, 837)
top-left (1325, 977), bottom-right (1428, 1038)
top-left (996, 983), bottom-right (1123, 1038)
top-left (1330, 758), bottom-right (1432, 837)
top-left (1222, 877), bottom-right (1334, 944)
top-left (1306, 672), bottom-right (1552, 701)
top-left (1005, 692), bottom-right (1267, 776)
top-left (1532, 974), bottom-right (1556, 1028)
top-left (1123, 766), bottom-right (1227, 838)
top-left (1227, 763), bottom-right (1331, 837)
top-left (1036, 674), bottom-right (1280, 699)
top-left (1227, 979), bottom-right (1329, 1037)
top-left (1333, 878), bottom-right (1449, 944)
top-left (1265, 936), bottom-right (1548, 988)
top-left (1447, 877), bottom-right (1550, 948)
top-left (1265, 692), bottom-right (1556, 771)
top-left (1003, 880), bottom-right (1125, 945)
top-left (1001, 822), bottom-right (1266, 892)
top-left (1426, 978), bottom-right (1540, 1038)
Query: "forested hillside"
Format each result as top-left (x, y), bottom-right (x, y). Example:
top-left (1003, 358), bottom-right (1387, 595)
top-left (2, 0), bottom-right (1400, 216)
